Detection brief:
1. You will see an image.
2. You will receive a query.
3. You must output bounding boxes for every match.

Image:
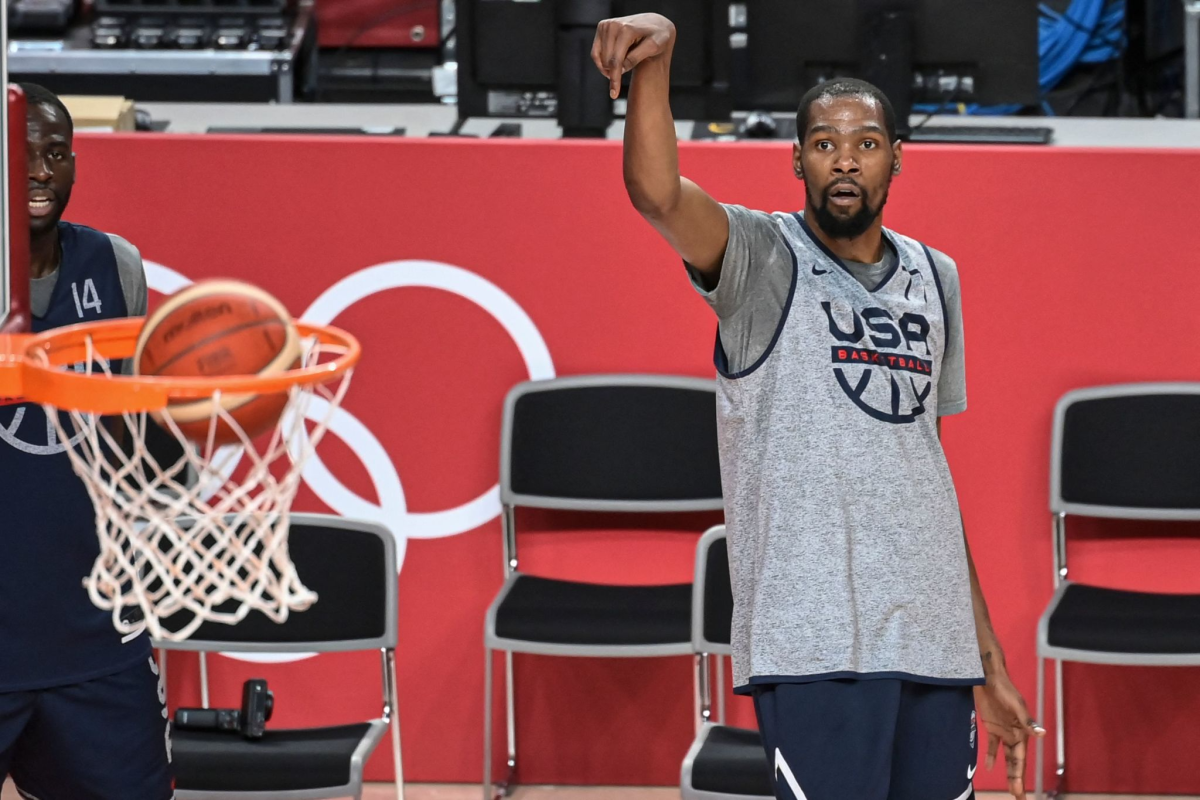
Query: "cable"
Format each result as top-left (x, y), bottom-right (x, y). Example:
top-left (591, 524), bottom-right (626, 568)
top-left (918, 0), bottom-right (1125, 117)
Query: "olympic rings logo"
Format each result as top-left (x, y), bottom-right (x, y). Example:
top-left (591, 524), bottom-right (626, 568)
top-left (144, 260), bottom-right (555, 663)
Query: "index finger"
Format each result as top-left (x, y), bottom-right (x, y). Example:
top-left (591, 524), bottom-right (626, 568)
top-left (603, 25), bottom-right (639, 98)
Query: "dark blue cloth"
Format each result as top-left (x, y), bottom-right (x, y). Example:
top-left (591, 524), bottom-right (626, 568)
top-left (0, 221), bottom-right (151, 692)
top-left (0, 655), bottom-right (173, 799)
top-left (753, 679), bottom-right (978, 800)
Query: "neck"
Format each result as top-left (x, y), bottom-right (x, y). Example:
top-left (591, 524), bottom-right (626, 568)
top-left (30, 225), bottom-right (61, 279)
top-left (807, 215), bottom-right (886, 263)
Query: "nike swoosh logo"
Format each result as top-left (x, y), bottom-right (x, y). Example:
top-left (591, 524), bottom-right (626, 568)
top-left (775, 748), bottom-right (810, 800)
top-left (811, 264), bottom-right (830, 275)
top-left (967, 764), bottom-right (977, 780)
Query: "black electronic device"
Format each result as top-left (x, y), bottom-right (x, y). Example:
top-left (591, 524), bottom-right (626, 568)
top-left (174, 679), bottom-right (275, 740)
top-left (908, 124), bottom-right (1054, 144)
top-left (10, 0), bottom-right (314, 102)
top-left (738, 0), bottom-right (1039, 140)
top-left (8, 0), bottom-right (76, 34)
top-left (455, 0), bottom-right (732, 137)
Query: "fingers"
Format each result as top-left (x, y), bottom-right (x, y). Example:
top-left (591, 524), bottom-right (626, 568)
top-left (621, 35), bottom-right (663, 73)
top-left (1005, 737), bottom-right (1027, 799)
top-left (604, 25), bottom-right (640, 98)
top-left (594, 20), bottom-right (668, 98)
top-left (590, 24), bottom-right (605, 76)
top-left (1028, 717), bottom-right (1047, 737)
top-left (986, 731), bottom-right (1000, 770)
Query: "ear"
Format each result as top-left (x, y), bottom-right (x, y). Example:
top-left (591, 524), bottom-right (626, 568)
top-left (792, 140), bottom-right (804, 181)
top-left (892, 140), bottom-right (903, 176)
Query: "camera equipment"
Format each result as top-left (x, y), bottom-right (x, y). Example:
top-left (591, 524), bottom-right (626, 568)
top-left (174, 678), bottom-right (275, 740)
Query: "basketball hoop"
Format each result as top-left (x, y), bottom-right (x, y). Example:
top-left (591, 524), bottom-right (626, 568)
top-left (0, 318), bottom-right (360, 641)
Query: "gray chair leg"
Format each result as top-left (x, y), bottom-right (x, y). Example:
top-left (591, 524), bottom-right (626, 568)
top-left (483, 648), bottom-right (493, 800)
top-left (1054, 658), bottom-right (1065, 798)
top-left (1035, 656), bottom-right (1045, 800)
top-left (503, 650), bottom-right (517, 795)
top-left (387, 649), bottom-right (404, 800)
top-left (715, 655), bottom-right (726, 725)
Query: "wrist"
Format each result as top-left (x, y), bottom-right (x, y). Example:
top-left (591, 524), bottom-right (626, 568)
top-left (980, 644), bottom-right (1007, 678)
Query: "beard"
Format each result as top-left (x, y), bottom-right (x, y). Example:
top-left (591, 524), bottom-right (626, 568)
top-left (806, 179), bottom-right (889, 240)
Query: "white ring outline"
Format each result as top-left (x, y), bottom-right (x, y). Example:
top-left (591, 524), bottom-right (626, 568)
top-left (143, 259), bottom-right (555, 662)
top-left (300, 260), bottom-right (555, 543)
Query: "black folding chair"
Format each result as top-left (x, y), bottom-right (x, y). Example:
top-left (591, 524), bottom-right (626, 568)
top-left (155, 513), bottom-right (403, 800)
top-left (484, 374), bottom-right (723, 799)
top-left (1035, 384), bottom-right (1200, 799)
top-left (681, 525), bottom-right (774, 800)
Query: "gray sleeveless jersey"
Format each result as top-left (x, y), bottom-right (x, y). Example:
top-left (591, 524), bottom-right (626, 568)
top-left (698, 206), bottom-right (984, 691)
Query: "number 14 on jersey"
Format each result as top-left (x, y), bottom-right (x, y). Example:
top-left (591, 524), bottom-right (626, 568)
top-left (71, 279), bottom-right (103, 318)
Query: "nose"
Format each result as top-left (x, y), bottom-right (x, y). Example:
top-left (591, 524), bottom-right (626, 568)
top-left (28, 151), bottom-right (51, 183)
top-left (26, 148), bottom-right (51, 183)
top-left (832, 144), bottom-right (860, 175)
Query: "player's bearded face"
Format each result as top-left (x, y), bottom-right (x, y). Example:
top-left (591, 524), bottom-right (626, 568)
top-left (797, 94), bottom-right (897, 241)
top-left (26, 103), bottom-right (75, 236)
top-left (806, 176), bottom-right (890, 240)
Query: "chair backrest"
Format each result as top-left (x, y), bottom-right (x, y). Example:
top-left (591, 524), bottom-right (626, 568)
top-left (692, 525), bottom-right (733, 656)
top-left (1052, 383), bottom-right (1200, 521)
top-left (154, 513), bottom-right (398, 653)
top-left (501, 374), bottom-right (723, 512)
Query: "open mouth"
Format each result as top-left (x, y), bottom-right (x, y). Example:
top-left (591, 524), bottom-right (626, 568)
top-left (827, 183), bottom-right (862, 206)
top-left (28, 191), bottom-right (55, 216)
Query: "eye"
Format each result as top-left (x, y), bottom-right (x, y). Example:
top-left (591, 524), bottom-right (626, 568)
top-left (817, 141), bottom-right (834, 151)
top-left (862, 141), bottom-right (877, 150)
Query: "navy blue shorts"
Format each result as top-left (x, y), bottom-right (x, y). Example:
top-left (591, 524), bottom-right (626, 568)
top-left (753, 679), bottom-right (978, 800)
top-left (0, 656), bottom-right (173, 799)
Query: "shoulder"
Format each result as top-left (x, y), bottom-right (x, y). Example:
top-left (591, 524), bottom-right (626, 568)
top-left (924, 245), bottom-right (961, 297)
top-left (722, 204), bottom-right (798, 254)
top-left (723, 203), bottom-right (795, 230)
top-left (103, 232), bottom-right (148, 315)
top-left (62, 222), bottom-right (143, 268)
top-left (889, 229), bottom-right (960, 296)
top-left (103, 232), bottom-right (144, 269)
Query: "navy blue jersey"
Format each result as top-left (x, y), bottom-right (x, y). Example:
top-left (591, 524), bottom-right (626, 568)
top-left (0, 221), bottom-right (152, 692)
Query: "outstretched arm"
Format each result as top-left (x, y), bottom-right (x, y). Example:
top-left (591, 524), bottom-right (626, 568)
top-left (593, 14), bottom-right (730, 283)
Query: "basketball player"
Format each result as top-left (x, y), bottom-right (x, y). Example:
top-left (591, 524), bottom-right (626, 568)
top-left (594, 15), bottom-right (1045, 800)
top-left (0, 84), bottom-right (174, 799)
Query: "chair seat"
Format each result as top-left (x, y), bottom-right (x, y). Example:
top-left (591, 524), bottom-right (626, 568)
top-left (174, 722), bottom-right (377, 792)
top-left (1047, 583), bottom-right (1200, 654)
top-left (492, 574), bottom-right (692, 646)
top-left (689, 725), bottom-right (773, 797)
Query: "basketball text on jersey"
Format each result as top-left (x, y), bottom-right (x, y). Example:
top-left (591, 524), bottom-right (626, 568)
top-left (822, 301), bottom-right (935, 423)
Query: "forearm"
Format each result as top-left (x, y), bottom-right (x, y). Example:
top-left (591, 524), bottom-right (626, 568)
top-left (963, 526), bottom-right (1007, 679)
top-left (622, 46), bottom-right (681, 217)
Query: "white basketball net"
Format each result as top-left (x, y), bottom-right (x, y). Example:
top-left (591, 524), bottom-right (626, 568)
top-left (35, 334), bottom-right (353, 641)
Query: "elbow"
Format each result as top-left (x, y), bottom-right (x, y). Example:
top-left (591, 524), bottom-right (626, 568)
top-left (625, 180), bottom-right (679, 221)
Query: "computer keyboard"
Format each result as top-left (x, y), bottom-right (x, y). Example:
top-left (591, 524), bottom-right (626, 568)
top-left (907, 125), bottom-right (1054, 145)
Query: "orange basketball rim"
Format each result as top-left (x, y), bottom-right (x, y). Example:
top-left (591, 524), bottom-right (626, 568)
top-left (0, 318), bottom-right (361, 413)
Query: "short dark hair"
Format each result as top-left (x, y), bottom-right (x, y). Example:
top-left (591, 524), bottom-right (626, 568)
top-left (17, 83), bottom-right (73, 135)
top-left (796, 78), bottom-right (896, 143)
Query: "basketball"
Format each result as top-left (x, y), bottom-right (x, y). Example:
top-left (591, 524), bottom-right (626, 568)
top-left (134, 279), bottom-right (301, 445)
